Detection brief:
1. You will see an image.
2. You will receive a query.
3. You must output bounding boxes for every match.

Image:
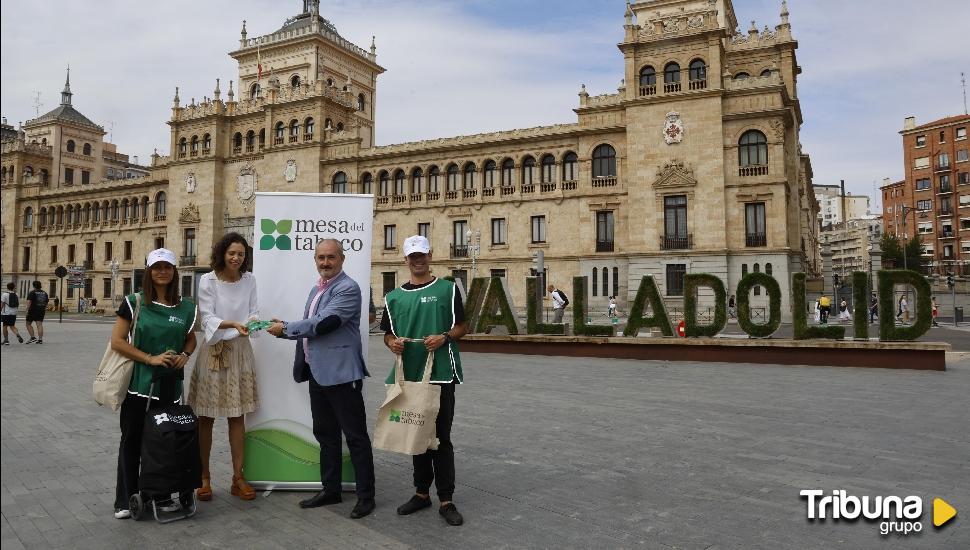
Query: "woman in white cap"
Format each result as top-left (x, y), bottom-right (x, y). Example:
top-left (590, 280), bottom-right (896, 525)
top-left (109, 248), bottom-right (198, 519)
top-left (188, 233), bottom-right (260, 502)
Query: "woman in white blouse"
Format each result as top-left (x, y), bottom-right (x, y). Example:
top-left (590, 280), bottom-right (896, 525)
top-left (188, 233), bottom-right (260, 502)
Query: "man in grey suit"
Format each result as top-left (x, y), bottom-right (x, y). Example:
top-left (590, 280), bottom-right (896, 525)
top-left (267, 239), bottom-right (376, 519)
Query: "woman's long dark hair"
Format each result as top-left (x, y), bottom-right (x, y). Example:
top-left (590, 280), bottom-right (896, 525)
top-left (141, 263), bottom-right (181, 304)
top-left (210, 232), bottom-right (252, 273)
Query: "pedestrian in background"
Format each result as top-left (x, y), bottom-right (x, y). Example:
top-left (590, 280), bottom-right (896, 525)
top-left (25, 281), bottom-right (49, 344)
top-left (1, 282), bottom-right (24, 345)
top-left (548, 284), bottom-right (568, 324)
top-left (931, 296), bottom-right (940, 327)
top-left (869, 293), bottom-right (878, 324)
top-left (728, 294), bottom-right (737, 319)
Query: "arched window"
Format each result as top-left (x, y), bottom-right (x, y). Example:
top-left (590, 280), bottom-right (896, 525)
top-left (325, 118), bottom-right (333, 130)
top-left (521, 156), bottom-right (536, 186)
top-left (540, 154), bottom-right (556, 183)
top-left (102, 201), bottom-right (110, 221)
top-left (753, 263), bottom-right (761, 295)
top-left (612, 267), bottom-right (619, 297)
top-left (361, 172), bottom-right (373, 195)
top-left (688, 59), bottom-right (706, 81)
top-left (602, 267), bottom-right (609, 297)
top-left (38, 207), bottom-right (46, 228)
top-left (178, 138), bottom-right (187, 156)
top-left (760, 69), bottom-right (772, 77)
top-left (155, 192), bottom-right (167, 218)
top-left (734, 72), bottom-right (750, 80)
top-left (203, 133), bottom-right (211, 151)
top-left (664, 62), bottom-right (681, 83)
top-left (250, 83), bottom-right (261, 99)
top-left (110, 200), bottom-right (119, 221)
top-left (357, 93), bottom-right (366, 112)
top-left (289, 119), bottom-right (299, 141)
top-left (258, 129), bottom-right (265, 148)
top-left (592, 267), bottom-right (598, 297)
top-left (122, 199), bottom-right (130, 221)
top-left (91, 204), bottom-right (100, 223)
top-left (23, 207), bottom-right (33, 230)
top-left (232, 133), bottom-right (242, 152)
top-left (394, 169), bottom-right (406, 195)
top-left (501, 158), bottom-right (514, 187)
top-left (68, 205), bottom-right (76, 225)
top-left (738, 130), bottom-right (768, 167)
top-left (428, 165), bottom-right (440, 192)
top-left (1, 167), bottom-right (6, 182)
top-left (765, 263), bottom-right (772, 276)
top-left (55, 205), bottom-right (64, 226)
top-left (305, 117), bottom-right (314, 139)
top-left (483, 160), bottom-right (496, 188)
top-left (378, 170), bottom-right (390, 196)
top-left (83, 203), bottom-right (91, 223)
top-left (24, 166), bottom-right (33, 177)
top-left (275, 122), bottom-right (285, 143)
top-left (447, 164), bottom-right (460, 191)
top-left (411, 167), bottom-right (424, 194)
top-left (190, 135), bottom-right (199, 153)
top-left (141, 197), bottom-right (149, 220)
top-left (290, 75), bottom-right (301, 89)
top-left (592, 144), bottom-right (617, 178)
top-left (66, 139), bottom-right (75, 153)
top-left (40, 169), bottom-right (49, 185)
top-left (639, 66), bottom-right (656, 86)
top-left (332, 171), bottom-right (347, 193)
top-left (336, 122), bottom-right (344, 131)
top-left (130, 199), bottom-right (138, 220)
top-left (563, 152), bottom-right (578, 181)
top-left (463, 162), bottom-right (476, 189)
top-left (82, 143), bottom-right (92, 156)
top-left (246, 130), bottom-right (256, 151)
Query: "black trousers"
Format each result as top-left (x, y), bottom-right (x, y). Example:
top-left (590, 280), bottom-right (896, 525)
top-left (309, 377), bottom-right (376, 500)
top-left (414, 382), bottom-right (456, 501)
top-left (115, 394), bottom-right (150, 510)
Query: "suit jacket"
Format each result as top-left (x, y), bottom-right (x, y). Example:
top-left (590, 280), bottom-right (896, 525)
top-left (285, 271), bottom-right (369, 386)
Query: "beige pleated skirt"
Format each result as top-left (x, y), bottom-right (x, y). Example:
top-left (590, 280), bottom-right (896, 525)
top-left (188, 337), bottom-right (260, 418)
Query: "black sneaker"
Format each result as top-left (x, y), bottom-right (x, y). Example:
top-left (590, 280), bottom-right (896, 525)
top-left (396, 495), bottom-right (432, 515)
top-left (25, 337), bottom-right (37, 345)
top-left (16, 335), bottom-right (24, 343)
top-left (2, 341), bottom-right (9, 346)
top-left (36, 339), bottom-right (42, 344)
top-left (439, 503), bottom-right (464, 526)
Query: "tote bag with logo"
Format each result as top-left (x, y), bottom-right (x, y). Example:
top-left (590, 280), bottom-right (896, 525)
top-left (373, 352), bottom-right (441, 455)
top-left (93, 294), bottom-right (141, 411)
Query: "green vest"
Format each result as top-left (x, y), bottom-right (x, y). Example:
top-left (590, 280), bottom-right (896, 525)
top-left (126, 292), bottom-right (197, 401)
top-left (384, 278), bottom-right (463, 384)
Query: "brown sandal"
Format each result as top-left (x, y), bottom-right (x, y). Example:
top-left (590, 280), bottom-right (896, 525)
top-left (231, 475), bottom-right (256, 501)
top-left (197, 477), bottom-right (212, 501)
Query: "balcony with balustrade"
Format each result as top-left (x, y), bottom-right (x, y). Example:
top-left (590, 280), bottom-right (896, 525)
top-left (450, 244), bottom-right (469, 258)
top-left (661, 233), bottom-right (693, 250)
top-left (745, 233), bottom-right (767, 247)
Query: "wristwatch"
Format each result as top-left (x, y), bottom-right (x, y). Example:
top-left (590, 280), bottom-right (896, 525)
top-left (441, 332), bottom-right (453, 344)
top-left (180, 351), bottom-right (191, 358)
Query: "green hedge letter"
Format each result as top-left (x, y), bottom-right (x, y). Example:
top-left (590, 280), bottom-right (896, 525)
top-left (525, 276), bottom-right (565, 335)
top-left (791, 273), bottom-right (844, 340)
top-left (683, 274), bottom-right (727, 337)
top-left (474, 277), bottom-right (521, 335)
top-left (877, 270), bottom-right (931, 341)
top-left (736, 272), bottom-right (782, 337)
top-left (572, 276), bottom-right (614, 336)
top-left (623, 275), bottom-right (673, 337)
top-left (852, 271), bottom-right (869, 340)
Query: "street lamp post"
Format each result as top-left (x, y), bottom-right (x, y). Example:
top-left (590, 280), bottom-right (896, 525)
top-left (898, 205), bottom-right (928, 321)
top-left (465, 229), bottom-right (481, 279)
top-left (109, 259), bottom-right (120, 312)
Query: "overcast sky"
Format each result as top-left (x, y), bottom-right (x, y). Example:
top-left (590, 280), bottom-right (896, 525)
top-left (2, 0), bottom-right (968, 210)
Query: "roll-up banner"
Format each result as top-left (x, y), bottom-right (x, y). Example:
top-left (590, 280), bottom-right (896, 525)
top-left (246, 192), bottom-right (373, 489)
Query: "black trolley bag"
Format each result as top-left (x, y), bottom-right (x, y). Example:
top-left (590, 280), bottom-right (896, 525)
top-left (129, 370), bottom-right (202, 523)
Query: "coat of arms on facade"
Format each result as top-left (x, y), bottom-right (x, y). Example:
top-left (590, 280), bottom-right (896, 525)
top-left (238, 163), bottom-right (257, 203)
top-left (283, 159), bottom-right (297, 183)
top-left (663, 111), bottom-right (685, 145)
top-left (185, 172), bottom-right (197, 193)
top-left (179, 203), bottom-right (201, 224)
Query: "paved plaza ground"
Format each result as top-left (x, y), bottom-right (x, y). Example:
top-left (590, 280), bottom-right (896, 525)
top-left (2, 320), bottom-right (968, 549)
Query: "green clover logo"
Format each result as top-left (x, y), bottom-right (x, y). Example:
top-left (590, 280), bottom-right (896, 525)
top-left (389, 409), bottom-right (401, 423)
top-left (259, 218), bottom-right (293, 250)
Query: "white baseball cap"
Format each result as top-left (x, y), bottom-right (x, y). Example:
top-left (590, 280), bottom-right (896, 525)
top-left (147, 248), bottom-right (178, 267)
top-left (402, 235), bottom-right (431, 257)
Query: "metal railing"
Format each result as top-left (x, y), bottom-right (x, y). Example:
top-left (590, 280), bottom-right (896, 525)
top-left (661, 234), bottom-right (693, 250)
top-left (745, 233), bottom-right (767, 247)
top-left (450, 244), bottom-right (469, 258)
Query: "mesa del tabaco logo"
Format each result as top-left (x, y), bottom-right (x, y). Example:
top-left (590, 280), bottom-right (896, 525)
top-left (260, 218), bottom-right (366, 251)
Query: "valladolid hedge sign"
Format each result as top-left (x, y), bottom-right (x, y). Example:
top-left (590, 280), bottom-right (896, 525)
top-left (464, 270), bottom-right (932, 342)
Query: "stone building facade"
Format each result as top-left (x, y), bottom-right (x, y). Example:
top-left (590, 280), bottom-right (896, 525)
top-left (3, 0), bottom-right (820, 319)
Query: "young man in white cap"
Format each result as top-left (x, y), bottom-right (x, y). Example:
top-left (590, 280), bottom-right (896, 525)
top-left (381, 235), bottom-right (468, 526)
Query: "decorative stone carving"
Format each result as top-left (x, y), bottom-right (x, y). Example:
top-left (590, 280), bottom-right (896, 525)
top-left (179, 203), bottom-right (201, 224)
top-left (653, 160), bottom-right (697, 188)
top-left (663, 111), bottom-right (685, 145)
top-left (687, 14), bottom-right (704, 28)
top-left (185, 172), bottom-right (196, 193)
top-left (769, 119), bottom-right (785, 140)
top-left (237, 162), bottom-right (257, 203)
top-left (283, 159), bottom-right (297, 183)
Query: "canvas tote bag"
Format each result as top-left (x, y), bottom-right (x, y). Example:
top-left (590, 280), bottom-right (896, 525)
top-left (93, 294), bottom-right (141, 411)
top-left (373, 352), bottom-right (441, 455)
